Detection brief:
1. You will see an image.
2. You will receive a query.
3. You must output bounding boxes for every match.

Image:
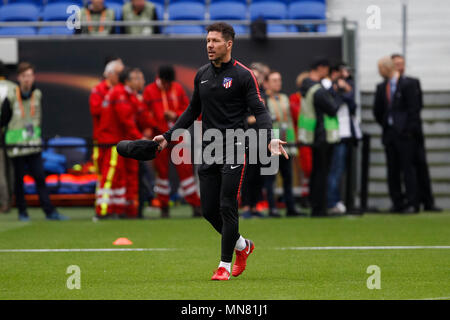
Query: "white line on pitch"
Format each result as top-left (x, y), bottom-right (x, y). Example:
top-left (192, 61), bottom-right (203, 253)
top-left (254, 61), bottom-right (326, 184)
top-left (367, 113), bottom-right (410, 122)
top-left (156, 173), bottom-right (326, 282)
top-left (277, 246), bottom-right (450, 250)
top-left (0, 248), bottom-right (177, 253)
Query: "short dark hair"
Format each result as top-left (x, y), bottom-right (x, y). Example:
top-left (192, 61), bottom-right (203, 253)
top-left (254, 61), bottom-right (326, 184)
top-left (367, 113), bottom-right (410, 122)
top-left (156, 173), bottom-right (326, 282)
top-left (206, 22), bottom-right (235, 42)
top-left (158, 65), bottom-right (175, 82)
top-left (17, 62), bottom-right (34, 75)
top-left (391, 53), bottom-right (404, 60)
top-left (119, 67), bottom-right (132, 84)
top-left (310, 58), bottom-right (330, 70)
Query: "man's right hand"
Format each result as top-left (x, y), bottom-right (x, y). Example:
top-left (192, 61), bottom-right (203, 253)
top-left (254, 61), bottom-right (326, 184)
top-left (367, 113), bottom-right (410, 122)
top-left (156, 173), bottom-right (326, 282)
top-left (153, 135), bottom-right (168, 150)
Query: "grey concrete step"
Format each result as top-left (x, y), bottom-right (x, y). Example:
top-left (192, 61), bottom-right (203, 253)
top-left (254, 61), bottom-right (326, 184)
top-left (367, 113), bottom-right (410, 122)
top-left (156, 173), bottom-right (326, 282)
top-left (370, 166), bottom-right (450, 179)
top-left (369, 136), bottom-right (450, 150)
top-left (369, 150), bottom-right (450, 164)
top-left (362, 121), bottom-right (450, 136)
top-left (369, 181), bottom-right (450, 194)
top-left (361, 108), bottom-right (450, 122)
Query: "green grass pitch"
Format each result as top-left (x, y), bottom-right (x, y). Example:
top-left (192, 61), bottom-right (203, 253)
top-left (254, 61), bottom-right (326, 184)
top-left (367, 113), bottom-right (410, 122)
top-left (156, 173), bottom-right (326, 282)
top-left (0, 206), bottom-right (449, 300)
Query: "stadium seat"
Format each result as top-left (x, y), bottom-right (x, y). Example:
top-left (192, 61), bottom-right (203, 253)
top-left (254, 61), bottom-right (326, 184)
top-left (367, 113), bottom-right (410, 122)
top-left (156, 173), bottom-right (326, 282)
top-left (41, 2), bottom-right (82, 21)
top-left (209, 2), bottom-right (248, 35)
top-left (38, 26), bottom-right (74, 35)
top-left (267, 24), bottom-right (289, 33)
top-left (0, 3), bottom-right (40, 22)
top-left (249, 2), bottom-right (287, 21)
top-left (0, 27), bottom-right (37, 35)
top-left (149, 0), bottom-right (166, 5)
top-left (7, 0), bottom-right (44, 6)
top-left (46, 0), bottom-right (83, 5)
top-left (165, 2), bottom-right (205, 34)
top-left (154, 3), bottom-right (164, 20)
top-left (209, 2), bottom-right (247, 20)
top-left (105, 2), bottom-right (122, 20)
top-left (288, 1), bottom-right (326, 32)
top-left (210, 0), bottom-right (246, 3)
top-left (169, 0), bottom-right (205, 3)
top-left (251, 0), bottom-right (289, 4)
top-left (290, 0), bottom-right (325, 3)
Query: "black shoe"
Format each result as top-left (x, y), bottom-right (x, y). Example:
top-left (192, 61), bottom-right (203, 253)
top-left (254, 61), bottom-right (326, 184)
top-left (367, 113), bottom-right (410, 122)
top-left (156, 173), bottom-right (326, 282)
top-left (423, 206), bottom-right (442, 212)
top-left (268, 210), bottom-right (281, 218)
top-left (286, 209), bottom-right (308, 217)
top-left (402, 206), bottom-right (420, 214)
top-left (192, 206), bottom-right (202, 217)
top-left (161, 206), bottom-right (169, 218)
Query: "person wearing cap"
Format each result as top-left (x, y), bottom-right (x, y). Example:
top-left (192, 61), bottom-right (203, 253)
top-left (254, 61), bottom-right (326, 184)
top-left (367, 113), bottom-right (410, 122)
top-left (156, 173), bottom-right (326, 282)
top-left (143, 65), bottom-right (202, 218)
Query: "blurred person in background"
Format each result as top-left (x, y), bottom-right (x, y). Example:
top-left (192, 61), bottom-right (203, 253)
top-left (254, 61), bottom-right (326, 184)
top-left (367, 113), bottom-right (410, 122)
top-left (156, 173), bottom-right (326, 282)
top-left (239, 62), bottom-right (270, 219)
top-left (0, 62), bottom-right (68, 221)
top-left (264, 70), bottom-right (303, 217)
top-left (143, 65), bottom-right (202, 218)
top-left (0, 60), bottom-right (16, 213)
top-left (95, 66), bottom-right (144, 218)
top-left (78, 0), bottom-right (115, 35)
top-left (373, 56), bottom-right (420, 213)
top-left (298, 59), bottom-right (340, 217)
top-left (289, 71), bottom-right (311, 207)
top-left (391, 53), bottom-right (441, 212)
top-left (326, 64), bottom-right (359, 215)
top-left (122, 0), bottom-right (160, 35)
top-left (91, 59), bottom-right (124, 218)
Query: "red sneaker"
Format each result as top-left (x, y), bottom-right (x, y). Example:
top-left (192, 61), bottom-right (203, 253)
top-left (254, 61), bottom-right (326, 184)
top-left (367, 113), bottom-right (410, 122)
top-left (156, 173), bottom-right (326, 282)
top-left (232, 239), bottom-right (254, 277)
top-left (211, 267), bottom-right (230, 281)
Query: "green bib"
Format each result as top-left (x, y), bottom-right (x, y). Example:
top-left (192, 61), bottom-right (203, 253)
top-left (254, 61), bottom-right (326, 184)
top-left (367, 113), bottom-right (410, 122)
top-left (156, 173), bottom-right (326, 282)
top-left (5, 88), bottom-right (43, 157)
top-left (298, 84), bottom-right (340, 144)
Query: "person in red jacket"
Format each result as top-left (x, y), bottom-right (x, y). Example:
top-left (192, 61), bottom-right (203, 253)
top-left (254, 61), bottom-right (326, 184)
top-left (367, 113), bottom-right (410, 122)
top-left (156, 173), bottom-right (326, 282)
top-left (143, 65), bottom-right (201, 218)
top-left (96, 67), bottom-right (144, 218)
top-left (90, 58), bottom-right (124, 176)
top-left (289, 71), bottom-right (312, 201)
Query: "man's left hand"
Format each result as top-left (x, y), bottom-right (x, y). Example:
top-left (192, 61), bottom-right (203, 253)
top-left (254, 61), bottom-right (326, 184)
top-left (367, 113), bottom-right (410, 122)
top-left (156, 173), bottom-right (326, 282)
top-left (268, 139), bottom-right (289, 159)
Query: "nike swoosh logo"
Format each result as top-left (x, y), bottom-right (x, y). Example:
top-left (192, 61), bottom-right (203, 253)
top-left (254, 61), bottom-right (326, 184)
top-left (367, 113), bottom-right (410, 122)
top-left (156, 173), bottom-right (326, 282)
top-left (230, 165), bottom-right (241, 169)
top-left (246, 241), bottom-right (251, 254)
top-left (201, 80), bottom-right (208, 84)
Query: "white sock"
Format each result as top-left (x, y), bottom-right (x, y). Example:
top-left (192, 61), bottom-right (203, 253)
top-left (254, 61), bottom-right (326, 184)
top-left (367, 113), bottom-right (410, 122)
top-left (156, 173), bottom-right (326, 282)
top-left (218, 261), bottom-right (231, 273)
top-left (235, 236), bottom-right (247, 251)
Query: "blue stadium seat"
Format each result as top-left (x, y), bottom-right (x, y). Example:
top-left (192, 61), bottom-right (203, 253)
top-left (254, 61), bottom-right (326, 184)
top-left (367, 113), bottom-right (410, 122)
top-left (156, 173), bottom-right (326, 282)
top-left (165, 2), bottom-right (205, 34)
top-left (251, 0), bottom-right (289, 4)
top-left (154, 3), bottom-right (164, 20)
top-left (168, 2), bottom-right (205, 20)
top-left (288, 1), bottom-right (326, 32)
top-left (46, 0), bottom-right (83, 5)
top-left (104, 0), bottom-right (125, 4)
top-left (170, 0), bottom-right (205, 3)
top-left (105, 2), bottom-right (122, 20)
top-left (210, 0), bottom-right (246, 3)
top-left (41, 2), bottom-right (80, 21)
top-left (209, 2), bottom-right (247, 20)
top-left (290, 0), bottom-right (325, 3)
top-left (249, 2), bottom-right (287, 20)
top-left (0, 3), bottom-right (40, 21)
top-left (38, 26), bottom-right (74, 35)
top-left (7, 0), bottom-right (44, 6)
top-left (210, 2), bottom-right (248, 35)
top-left (267, 24), bottom-right (289, 33)
top-left (0, 27), bottom-right (37, 35)
top-left (149, 0), bottom-right (166, 5)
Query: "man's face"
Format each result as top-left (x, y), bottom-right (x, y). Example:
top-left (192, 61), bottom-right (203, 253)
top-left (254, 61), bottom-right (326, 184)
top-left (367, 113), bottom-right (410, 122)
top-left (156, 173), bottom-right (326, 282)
top-left (136, 71), bottom-right (145, 92)
top-left (91, 0), bottom-right (104, 8)
top-left (110, 61), bottom-right (124, 86)
top-left (131, 0), bottom-right (146, 11)
top-left (127, 71), bottom-right (141, 91)
top-left (317, 65), bottom-right (330, 79)
top-left (18, 68), bottom-right (34, 91)
top-left (206, 31), bottom-right (231, 62)
top-left (392, 56), bottom-right (405, 75)
top-left (267, 72), bottom-right (282, 94)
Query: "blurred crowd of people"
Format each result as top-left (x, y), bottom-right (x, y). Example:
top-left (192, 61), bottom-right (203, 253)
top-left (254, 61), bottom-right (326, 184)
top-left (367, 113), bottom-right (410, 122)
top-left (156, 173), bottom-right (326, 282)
top-left (0, 52), bottom-right (440, 221)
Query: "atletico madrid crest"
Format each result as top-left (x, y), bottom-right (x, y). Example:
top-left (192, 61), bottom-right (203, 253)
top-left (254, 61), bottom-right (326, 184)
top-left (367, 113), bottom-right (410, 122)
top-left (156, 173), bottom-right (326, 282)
top-left (223, 77), bottom-right (233, 89)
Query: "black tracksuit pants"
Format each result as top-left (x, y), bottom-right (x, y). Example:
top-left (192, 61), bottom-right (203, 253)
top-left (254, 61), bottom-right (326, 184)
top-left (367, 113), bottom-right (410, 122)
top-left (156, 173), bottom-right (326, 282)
top-left (198, 155), bottom-right (247, 263)
top-left (310, 142), bottom-right (334, 216)
top-left (413, 133), bottom-right (435, 209)
top-left (12, 152), bottom-right (55, 217)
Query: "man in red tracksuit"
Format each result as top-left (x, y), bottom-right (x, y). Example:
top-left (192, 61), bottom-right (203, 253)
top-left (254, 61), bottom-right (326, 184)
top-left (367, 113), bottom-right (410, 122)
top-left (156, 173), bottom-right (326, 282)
top-left (143, 65), bottom-right (201, 218)
top-left (96, 67), bottom-right (144, 218)
top-left (90, 59), bottom-right (124, 217)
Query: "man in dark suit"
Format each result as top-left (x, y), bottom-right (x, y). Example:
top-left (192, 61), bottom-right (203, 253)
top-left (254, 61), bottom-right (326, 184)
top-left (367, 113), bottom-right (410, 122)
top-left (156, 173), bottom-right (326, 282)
top-left (373, 56), bottom-right (421, 213)
top-left (391, 54), bottom-right (441, 212)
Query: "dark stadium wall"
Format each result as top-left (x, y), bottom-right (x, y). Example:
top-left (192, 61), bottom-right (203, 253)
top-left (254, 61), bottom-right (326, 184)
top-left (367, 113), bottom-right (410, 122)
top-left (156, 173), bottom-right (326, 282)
top-left (19, 37), bottom-right (342, 139)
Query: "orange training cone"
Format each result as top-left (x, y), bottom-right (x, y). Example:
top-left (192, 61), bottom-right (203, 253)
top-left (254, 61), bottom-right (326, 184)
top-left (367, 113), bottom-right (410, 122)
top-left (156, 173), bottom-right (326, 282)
top-left (113, 237), bottom-right (133, 245)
